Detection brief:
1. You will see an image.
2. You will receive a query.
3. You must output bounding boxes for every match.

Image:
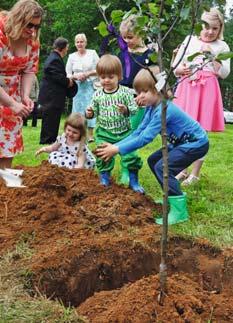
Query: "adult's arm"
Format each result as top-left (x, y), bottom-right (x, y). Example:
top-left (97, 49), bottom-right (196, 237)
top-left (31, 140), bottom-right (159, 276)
top-left (21, 40), bottom-right (40, 109)
top-left (21, 73), bottom-right (35, 109)
top-left (0, 87), bottom-right (30, 117)
top-left (65, 54), bottom-right (73, 78)
top-left (85, 50), bottom-right (100, 77)
top-left (45, 58), bottom-right (70, 87)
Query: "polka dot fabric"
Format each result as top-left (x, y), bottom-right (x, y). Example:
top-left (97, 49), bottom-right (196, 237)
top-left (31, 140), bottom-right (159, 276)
top-left (48, 133), bottom-right (95, 169)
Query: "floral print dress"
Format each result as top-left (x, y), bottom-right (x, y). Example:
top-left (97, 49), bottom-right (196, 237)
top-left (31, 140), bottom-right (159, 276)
top-left (0, 17), bottom-right (39, 158)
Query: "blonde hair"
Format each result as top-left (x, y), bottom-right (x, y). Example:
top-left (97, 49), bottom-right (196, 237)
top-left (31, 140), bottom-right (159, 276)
top-left (96, 54), bottom-right (122, 80)
top-left (201, 8), bottom-right (224, 40)
top-left (2, 0), bottom-right (43, 41)
top-left (119, 14), bottom-right (138, 35)
top-left (133, 67), bottom-right (160, 93)
top-left (75, 33), bottom-right (87, 43)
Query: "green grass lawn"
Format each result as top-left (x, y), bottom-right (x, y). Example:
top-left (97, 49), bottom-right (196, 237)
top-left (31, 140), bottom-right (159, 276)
top-left (14, 118), bottom-right (233, 247)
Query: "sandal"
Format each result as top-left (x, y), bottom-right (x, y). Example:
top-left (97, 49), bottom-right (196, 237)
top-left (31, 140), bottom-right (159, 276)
top-left (182, 174), bottom-right (199, 186)
top-left (175, 171), bottom-right (189, 181)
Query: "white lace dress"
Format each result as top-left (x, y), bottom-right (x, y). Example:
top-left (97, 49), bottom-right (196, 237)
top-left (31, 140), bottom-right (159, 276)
top-left (48, 133), bottom-right (95, 169)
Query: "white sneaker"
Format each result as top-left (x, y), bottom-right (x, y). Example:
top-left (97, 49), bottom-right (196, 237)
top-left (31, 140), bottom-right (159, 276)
top-left (175, 171), bottom-right (189, 181)
top-left (182, 174), bottom-right (199, 186)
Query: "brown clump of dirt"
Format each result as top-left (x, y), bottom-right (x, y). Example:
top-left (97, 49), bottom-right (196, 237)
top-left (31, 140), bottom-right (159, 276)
top-left (0, 162), bottom-right (233, 322)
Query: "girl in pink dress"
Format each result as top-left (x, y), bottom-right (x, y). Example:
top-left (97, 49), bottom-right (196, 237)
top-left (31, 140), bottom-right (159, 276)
top-left (172, 8), bottom-right (230, 184)
top-left (0, 0), bottom-right (43, 169)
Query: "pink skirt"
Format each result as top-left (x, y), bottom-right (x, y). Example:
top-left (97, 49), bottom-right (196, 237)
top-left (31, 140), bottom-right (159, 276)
top-left (173, 70), bottom-right (224, 132)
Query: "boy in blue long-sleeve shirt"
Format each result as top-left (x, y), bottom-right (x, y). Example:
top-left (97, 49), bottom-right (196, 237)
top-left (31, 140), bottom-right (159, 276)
top-left (95, 68), bottom-right (209, 225)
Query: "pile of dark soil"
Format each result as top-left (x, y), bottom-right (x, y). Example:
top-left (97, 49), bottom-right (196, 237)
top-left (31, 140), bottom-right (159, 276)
top-left (0, 162), bottom-right (232, 322)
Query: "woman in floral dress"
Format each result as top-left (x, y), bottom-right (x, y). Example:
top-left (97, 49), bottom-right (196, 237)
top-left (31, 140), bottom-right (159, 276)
top-left (0, 0), bottom-right (43, 169)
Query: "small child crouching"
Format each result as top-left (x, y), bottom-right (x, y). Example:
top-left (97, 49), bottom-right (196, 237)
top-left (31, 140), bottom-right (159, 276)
top-left (36, 113), bottom-right (95, 169)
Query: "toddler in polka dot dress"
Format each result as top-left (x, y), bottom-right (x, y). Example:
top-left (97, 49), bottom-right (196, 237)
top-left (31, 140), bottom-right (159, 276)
top-left (35, 113), bottom-right (95, 169)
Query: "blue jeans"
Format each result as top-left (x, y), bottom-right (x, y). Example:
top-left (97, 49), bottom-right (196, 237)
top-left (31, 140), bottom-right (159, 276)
top-left (147, 142), bottom-right (209, 196)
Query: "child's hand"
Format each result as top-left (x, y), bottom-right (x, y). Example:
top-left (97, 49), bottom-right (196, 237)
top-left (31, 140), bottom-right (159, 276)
top-left (117, 104), bottom-right (128, 116)
top-left (86, 107), bottom-right (94, 118)
top-left (95, 143), bottom-right (119, 162)
top-left (213, 60), bottom-right (222, 73)
top-left (176, 63), bottom-right (192, 76)
top-left (35, 147), bottom-right (46, 157)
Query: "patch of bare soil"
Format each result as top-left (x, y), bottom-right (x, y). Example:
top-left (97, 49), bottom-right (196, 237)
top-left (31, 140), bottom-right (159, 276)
top-left (0, 162), bottom-right (232, 322)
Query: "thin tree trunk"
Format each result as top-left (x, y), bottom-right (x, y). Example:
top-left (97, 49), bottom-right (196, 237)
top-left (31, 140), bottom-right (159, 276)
top-left (157, 0), bottom-right (169, 305)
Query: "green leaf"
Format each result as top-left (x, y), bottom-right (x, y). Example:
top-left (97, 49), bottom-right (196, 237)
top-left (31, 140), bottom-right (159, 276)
top-left (202, 4), bottom-right (210, 12)
top-left (148, 3), bottom-right (158, 16)
top-left (111, 10), bottom-right (124, 23)
top-left (136, 15), bottom-right (149, 27)
top-left (160, 24), bottom-right (168, 31)
top-left (149, 52), bottom-right (158, 63)
top-left (122, 10), bottom-right (135, 21)
top-left (216, 52), bottom-right (233, 61)
top-left (150, 26), bottom-right (160, 34)
top-left (201, 20), bottom-right (210, 28)
top-left (95, 21), bottom-right (109, 37)
top-left (194, 23), bottom-right (202, 35)
top-left (180, 7), bottom-right (190, 20)
top-left (165, 0), bottom-right (173, 4)
top-left (187, 52), bottom-right (202, 62)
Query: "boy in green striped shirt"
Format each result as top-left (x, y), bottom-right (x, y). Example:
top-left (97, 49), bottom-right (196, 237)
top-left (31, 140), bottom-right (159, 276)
top-left (86, 54), bottom-right (144, 193)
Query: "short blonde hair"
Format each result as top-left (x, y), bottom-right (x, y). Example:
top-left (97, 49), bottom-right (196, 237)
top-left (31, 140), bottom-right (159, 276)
top-left (119, 14), bottom-right (138, 35)
top-left (2, 0), bottom-right (43, 41)
top-left (96, 54), bottom-right (122, 80)
top-left (75, 33), bottom-right (87, 43)
top-left (201, 8), bottom-right (224, 40)
top-left (133, 67), bottom-right (160, 93)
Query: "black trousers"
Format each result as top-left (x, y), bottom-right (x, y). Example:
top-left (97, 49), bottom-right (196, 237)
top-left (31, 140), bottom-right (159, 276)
top-left (39, 104), bottom-right (63, 144)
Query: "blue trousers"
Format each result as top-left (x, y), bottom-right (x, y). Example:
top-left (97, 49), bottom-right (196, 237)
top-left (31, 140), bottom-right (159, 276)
top-left (147, 142), bottom-right (209, 196)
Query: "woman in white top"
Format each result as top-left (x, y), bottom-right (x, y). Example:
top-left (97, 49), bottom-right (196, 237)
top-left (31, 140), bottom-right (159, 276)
top-left (66, 33), bottom-right (99, 142)
top-left (172, 8), bottom-right (230, 184)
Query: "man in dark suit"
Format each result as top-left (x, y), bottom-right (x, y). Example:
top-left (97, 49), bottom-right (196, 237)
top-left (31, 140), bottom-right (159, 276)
top-left (38, 37), bottom-right (74, 144)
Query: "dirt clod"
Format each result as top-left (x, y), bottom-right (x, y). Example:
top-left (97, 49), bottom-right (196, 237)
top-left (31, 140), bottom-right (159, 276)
top-left (0, 162), bottom-right (233, 322)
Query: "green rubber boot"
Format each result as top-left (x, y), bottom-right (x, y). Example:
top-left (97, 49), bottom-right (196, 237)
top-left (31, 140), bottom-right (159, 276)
top-left (156, 193), bottom-right (189, 225)
top-left (119, 167), bottom-right (129, 185)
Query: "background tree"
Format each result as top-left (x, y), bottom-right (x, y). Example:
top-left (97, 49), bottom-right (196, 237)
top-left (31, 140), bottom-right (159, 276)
top-left (1, 0), bottom-right (232, 109)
